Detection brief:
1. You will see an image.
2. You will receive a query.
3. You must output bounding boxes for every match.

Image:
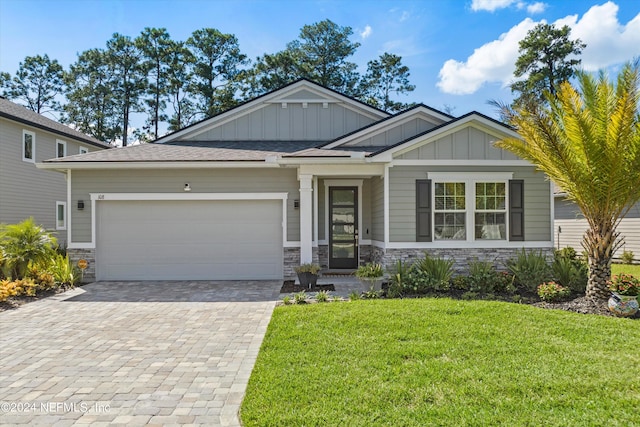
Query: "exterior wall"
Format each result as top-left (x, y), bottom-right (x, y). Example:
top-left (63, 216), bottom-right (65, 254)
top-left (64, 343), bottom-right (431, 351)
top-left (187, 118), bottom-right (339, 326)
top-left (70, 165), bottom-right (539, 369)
top-left (0, 117), bottom-right (103, 246)
top-left (555, 199), bottom-right (640, 260)
top-left (344, 117), bottom-right (437, 147)
top-left (70, 168), bottom-right (300, 243)
top-left (67, 247), bottom-right (96, 282)
top-left (370, 176), bottom-right (384, 242)
top-left (388, 165), bottom-right (551, 243)
top-left (284, 247), bottom-right (300, 278)
top-left (397, 126), bottom-right (520, 161)
top-left (373, 246), bottom-right (554, 275)
top-left (189, 103), bottom-right (377, 142)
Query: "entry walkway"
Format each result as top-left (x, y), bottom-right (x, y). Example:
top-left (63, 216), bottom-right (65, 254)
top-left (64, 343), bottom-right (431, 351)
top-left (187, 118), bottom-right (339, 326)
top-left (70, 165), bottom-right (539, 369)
top-left (0, 281), bottom-right (281, 426)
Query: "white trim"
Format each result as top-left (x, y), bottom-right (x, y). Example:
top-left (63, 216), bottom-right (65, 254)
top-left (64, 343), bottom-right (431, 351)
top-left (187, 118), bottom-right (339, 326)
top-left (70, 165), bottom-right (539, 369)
top-left (384, 165), bottom-right (390, 246)
top-left (56, 139), bottom-right (67, 158)
top-left (323, 180), bottom-right (364, 268)
top-left (284, 241), bottom-right (301, 248)
top-left (427, 172), bottom-right (514, 181)
top-left (55, 201), bottom-right (67, 230)
top-left (78, 146), bottom-right (89, 155)
top-left (299, 174), bottom-right (314, 263)
top-left (22, 129), bottom-right (35, 163)
top-left (66, 170), bottom-right (71, 244)
top-left (550, 180), bottom-right (555, 248)
top-left (385, 241), bottom-right (553, 249)
top-left (392, 159), bottom-right (531, 167)
top-left (68, 243), bottom-right (94, 249)
top-left (37, 161), bottom-right (283, 170)
top-left (313, 176), bottom-right (318, 245)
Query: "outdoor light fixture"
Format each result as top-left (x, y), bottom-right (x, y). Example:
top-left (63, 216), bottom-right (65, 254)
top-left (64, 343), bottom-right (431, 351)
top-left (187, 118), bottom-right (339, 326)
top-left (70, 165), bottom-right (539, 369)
top-left (77, 200), bottom-right (84, 210)
top-left (294, 199), bottom-right (300, 209)
top-left (184, 183), bottom-right (191, 192)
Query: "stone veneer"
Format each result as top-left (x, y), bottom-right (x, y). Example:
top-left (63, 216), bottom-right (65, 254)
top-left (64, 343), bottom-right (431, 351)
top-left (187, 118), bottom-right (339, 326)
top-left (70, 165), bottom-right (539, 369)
top-left (372, 246), bottom-right (554, 274)
top-left (67, 248), bottom-right (96, 282)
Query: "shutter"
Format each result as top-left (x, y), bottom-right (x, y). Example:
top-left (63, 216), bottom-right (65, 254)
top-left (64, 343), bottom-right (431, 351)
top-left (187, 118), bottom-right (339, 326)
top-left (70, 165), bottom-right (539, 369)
top-left (416, 179), bottom-right (432, 242)
top-left (509, 179), bottom-right (524, 241)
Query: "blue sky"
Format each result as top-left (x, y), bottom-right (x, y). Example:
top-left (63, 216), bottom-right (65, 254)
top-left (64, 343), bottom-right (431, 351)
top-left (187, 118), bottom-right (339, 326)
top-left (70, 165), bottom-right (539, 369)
top-left (1, 0), bottom-right (639, 123)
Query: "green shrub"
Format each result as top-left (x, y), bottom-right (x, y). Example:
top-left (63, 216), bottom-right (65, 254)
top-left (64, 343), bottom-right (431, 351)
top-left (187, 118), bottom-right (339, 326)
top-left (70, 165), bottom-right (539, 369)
top-left (293, 291), bottom-right (307, 304)
top-left (621, 249), bottom-right (634, 265)
top-left (552, 249), bottom-right (588, 293)
top-left (451, 275), bottom-right (470, 291)
top-left (505, 249), bottom-right (551, 292)
top-left (315, 290), bottom-right (330, 302)
top-left (48, 254), bottom-right (80, 286)
top-left (294, 263), bottom-right (321, 274)
top-left (282, 296), bottom-right (292, 305)
top-left (416, 253), bottom-right (454, 285)
top-left (467, 260), bottom-right (499, 293)
top-left (0, 218), bottom-right (57, 279)
top-left (537, 281), bottom-right (571, 302)
top-left (355, 263), bottom-right (384, 278)
top-left (387, 260), bottom-right (412, 298)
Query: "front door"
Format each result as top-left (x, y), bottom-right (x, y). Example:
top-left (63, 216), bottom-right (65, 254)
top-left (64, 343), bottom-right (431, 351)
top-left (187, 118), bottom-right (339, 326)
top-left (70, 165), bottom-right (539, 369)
top-left (329, 187), bottom-right (358, 269)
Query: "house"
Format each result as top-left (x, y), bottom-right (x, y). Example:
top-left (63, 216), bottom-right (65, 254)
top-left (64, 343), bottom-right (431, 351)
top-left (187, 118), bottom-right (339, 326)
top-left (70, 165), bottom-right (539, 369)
top-left (0, 97), bottom-right (112, 246)
top-left (555, 194), bottom-right (640, 260)
top-left (37, 80), bottom-right (554, 282)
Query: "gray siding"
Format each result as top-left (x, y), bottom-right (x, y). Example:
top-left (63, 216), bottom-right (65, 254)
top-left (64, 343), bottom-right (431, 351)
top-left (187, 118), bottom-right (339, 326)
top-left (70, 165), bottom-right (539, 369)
top-left (70, 168), bottom-right (300, 243)
top-left (388, 166), bottom-right (551, 242)
top-left (556, 218), bottom-right (640, 259)
top-left (189, 103), bottom-right (377, 142)
top-left (345, 118), bottom-right (437, 147)
top-left (371, 176), bottom-right (384, 241)
top-left (398, 126), bottom-right (520, 161)
top-left (555, 198), bottom-right (640, 220)
top-left (0, 118), bottom-right (103, 245)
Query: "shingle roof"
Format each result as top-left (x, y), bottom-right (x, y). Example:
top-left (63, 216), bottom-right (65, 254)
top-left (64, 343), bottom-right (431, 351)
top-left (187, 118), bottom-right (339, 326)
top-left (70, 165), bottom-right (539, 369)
top-left (0, 97), bottom-right (112, 149)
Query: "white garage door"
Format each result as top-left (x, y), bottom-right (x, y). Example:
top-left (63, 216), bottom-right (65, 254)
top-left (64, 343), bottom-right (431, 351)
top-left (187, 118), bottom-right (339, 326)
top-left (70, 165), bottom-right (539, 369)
top-left (96, 200), bottom-right (283, 281)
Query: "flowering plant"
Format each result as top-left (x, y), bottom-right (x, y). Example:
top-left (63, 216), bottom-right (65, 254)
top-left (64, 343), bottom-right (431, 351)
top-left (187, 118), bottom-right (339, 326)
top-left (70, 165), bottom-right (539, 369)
top-left (608, 274), bottom-right (640, 296)
top-left (537, 281), bottom-right (570, 302)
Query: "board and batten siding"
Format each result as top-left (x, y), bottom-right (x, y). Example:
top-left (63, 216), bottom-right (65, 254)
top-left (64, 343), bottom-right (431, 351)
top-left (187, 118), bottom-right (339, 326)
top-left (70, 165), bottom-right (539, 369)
top-left (0, 118), bottom-right (101, 245)
top-left (555, 199), bottom-right (640, 258)
top-left (186, 103), bottom-right (377, 142)
top-left (397, 126), bottom-right (521, 161)
top-left (388, 166), bottom-right (551, 242)
top-left (70, 168), bottom-right (300, 243)
top-left (343, 117), bottom-right (437, 147)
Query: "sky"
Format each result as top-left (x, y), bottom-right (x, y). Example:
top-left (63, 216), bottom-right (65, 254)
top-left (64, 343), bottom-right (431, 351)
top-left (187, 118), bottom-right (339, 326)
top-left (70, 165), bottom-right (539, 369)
top-left (1, 0), bottom-right (639, 127)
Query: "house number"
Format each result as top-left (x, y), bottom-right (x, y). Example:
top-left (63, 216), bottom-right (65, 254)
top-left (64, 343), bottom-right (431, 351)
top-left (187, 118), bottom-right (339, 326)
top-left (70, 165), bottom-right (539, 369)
top-left (97, 194), bottom-right (105, 200)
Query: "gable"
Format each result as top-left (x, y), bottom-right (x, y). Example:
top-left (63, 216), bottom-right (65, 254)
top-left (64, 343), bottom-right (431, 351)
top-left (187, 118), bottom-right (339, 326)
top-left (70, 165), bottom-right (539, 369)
top-left (158, 80), bottom-right (388, 143)
top-left (394, 123), bottom-right (520, 161)
top-left (341, 117), bottom-right (438, 148)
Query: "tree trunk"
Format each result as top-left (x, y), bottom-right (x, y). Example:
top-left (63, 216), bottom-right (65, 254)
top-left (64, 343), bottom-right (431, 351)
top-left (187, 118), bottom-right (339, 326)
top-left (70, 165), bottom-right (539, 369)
top-left (585, 257), bottom-right (611, 300)
top-left (583, 219), bottom-right (620, 301)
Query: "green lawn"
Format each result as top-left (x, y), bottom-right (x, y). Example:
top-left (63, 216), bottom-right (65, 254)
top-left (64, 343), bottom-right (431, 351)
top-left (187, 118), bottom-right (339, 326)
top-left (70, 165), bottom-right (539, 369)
top-left (241, 299), bottom-right (640, 426)
top-left (612, 263), bottom-right (640, 276)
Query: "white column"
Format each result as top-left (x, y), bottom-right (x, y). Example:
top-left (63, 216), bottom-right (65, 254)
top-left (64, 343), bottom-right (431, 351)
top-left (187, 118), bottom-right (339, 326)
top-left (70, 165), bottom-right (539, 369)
top-left (299, 174), bottom-right (313, 263)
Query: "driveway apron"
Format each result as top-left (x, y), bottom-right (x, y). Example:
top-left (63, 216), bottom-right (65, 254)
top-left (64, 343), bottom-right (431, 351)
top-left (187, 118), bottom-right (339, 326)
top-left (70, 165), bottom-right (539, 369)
top-left (0, 281), bottom-right (280, 426)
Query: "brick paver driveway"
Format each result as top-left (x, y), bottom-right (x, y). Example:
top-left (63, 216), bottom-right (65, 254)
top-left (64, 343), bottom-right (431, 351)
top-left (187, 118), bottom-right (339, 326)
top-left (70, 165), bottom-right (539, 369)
top-left (0, 281), bottom-right (281, 426)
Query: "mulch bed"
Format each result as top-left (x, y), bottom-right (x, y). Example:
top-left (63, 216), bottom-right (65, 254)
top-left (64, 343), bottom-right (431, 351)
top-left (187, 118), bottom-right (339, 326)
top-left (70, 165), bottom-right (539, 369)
top-left (0, 284), bottom-right (77, 313)
top-left (280, 280), bottom-right (335, 293)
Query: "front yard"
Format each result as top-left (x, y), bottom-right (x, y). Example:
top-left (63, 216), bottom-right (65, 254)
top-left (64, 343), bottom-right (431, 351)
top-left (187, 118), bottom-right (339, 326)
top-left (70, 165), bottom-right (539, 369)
top-left (241, 299), bottom-right (640, 426)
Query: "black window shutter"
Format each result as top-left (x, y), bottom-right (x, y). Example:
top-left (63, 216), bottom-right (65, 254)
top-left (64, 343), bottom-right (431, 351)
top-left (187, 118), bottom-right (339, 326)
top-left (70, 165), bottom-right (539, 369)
top-left (416, 179), bottom-right (432, 242)
top-left (509, 179), bottom-right (524, 241)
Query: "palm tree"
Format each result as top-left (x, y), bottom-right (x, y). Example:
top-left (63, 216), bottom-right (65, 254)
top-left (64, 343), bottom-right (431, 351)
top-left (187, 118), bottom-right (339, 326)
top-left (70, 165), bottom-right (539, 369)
top-left (495, 61), bottom-right (640, 300)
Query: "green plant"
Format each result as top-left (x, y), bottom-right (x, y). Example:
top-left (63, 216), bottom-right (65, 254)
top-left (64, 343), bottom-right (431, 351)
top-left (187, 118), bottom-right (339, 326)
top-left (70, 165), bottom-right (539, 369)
top-left (48, 254), bottom-right (80, 286)
top-left (495, 271), bottom-right (516, 293)
top-left (551, 254), bottom-right (587, 293)
top-left (293, 291), bottom-right (307, 304)
top-left (452, 275), bottom-right (470, 291)
top-left (361, 289), bottom-right (382, 299)
top-left (607, 274), bottom-right (640, 296)
top-left (0, 218), bottom-right (57, 279)
top-left (332, 296), bottom-right (342, 302)
top-left (355, 263), bottom-right (384, 279)
top-left (387, 260), bottom-right (412, 297)
top-left (537, 281), bottom-right (571, 302)
top-left (505, 249), bottom-right (551, 292)
top-left (282, 296), bottom-right (292, 305)
top-left (349, 291), bottom-right (360, 301)
top-left (294, 263), bottom-right (321, 274)
top-left (467, 260), bottom-right (499, 293)
top-left (315, 290), bottom-right (330, 302)
top-left (416, 253), bottom-right (454, 285)
top-left (621, 249), bottom-right (635, 265)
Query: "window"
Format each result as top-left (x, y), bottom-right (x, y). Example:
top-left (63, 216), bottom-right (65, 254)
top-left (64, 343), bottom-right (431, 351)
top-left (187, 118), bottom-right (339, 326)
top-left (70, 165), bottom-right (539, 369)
top-left (79, 146), bottom-right (88, 154)
top-left (23, 130), bottom-right (35, 162)
top-left (434, 182), bottom-right (466, 240)
top-left (56, 140), bottom-right (66, 158)
top-left (56, 202), bottom-right (66, 230)
top-left (474, 183), bottom-right (506, 240)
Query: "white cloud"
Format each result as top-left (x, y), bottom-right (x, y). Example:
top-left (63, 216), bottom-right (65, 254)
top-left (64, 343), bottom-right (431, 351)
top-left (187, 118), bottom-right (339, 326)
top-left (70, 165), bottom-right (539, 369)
top-left (527, 2), bottom-right (546, 14)
top-left (471, 0), bottom-right (515, 12)
top-left (360, 25), bottom-right (372, 40)
top-left (437, 1), bottom-right (640, 95)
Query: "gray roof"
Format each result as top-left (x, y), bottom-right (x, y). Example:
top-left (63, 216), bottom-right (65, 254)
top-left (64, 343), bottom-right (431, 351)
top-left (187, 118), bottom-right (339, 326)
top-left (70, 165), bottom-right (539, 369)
top-left (0, 97), bottom-right (111, 149)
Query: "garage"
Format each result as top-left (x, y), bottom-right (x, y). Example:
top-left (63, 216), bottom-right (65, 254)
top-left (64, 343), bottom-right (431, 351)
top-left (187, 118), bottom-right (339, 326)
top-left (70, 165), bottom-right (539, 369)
top-left (96, 199), bottom-right (283, 281)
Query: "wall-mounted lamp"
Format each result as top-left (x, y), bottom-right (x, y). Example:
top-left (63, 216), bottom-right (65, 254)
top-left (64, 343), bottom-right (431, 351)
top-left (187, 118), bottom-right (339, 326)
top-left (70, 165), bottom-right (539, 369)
top-left (294, 199), bottom-right (300, 209)
top-left (184, 183), bottom-right (191, 192)
top-left (77, 200), bottom-right (85, 210)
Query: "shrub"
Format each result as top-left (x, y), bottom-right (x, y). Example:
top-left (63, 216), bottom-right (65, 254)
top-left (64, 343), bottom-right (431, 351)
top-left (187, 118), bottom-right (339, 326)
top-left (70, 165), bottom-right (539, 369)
top-left (282, 296), bottom-right (292, 305)
top-left (621, 249), bottom-right (634, 265)
top-left (315, 290), bottom-right (330, 302)
top-left (506, 249), bottom-right (551, 292)
top-left (0, 218), bottom-right (57, 279)
top-left (0, 279), bottom-right (18, 302)
top-left (495, 271), bottom-right (516, 293)
top-left (11, 278), bottom-right (39, 297)
top-left (608, 274), bottom-right (640, 296)
top-left (48, 254), bottom-right (80, 286)
top-left (294, 263), bottom-right (321, 274)
top-left (416, 253), bottom-right (454, 285)
top-left (387, 260), bottom-right (412, 298)
top-left (552, 249), bottom-right (588, 293)
top-left (293, 291), bottom-right (307, 304)
top-left (467, 260), bottom-right (499, 293)
top-left (537, 281), bottom-right (571, 302)
top-left (355, 263), bottom-right (384, 278)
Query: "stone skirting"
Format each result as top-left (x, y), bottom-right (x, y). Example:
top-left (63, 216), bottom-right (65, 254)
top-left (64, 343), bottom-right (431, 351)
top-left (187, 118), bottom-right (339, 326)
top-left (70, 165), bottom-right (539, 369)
top-left (284, 247), bottom-right (300, 278)
top-left (373, 247), bottom-right (554, 274)
top-left (67, 248), bottom-right (96, 283)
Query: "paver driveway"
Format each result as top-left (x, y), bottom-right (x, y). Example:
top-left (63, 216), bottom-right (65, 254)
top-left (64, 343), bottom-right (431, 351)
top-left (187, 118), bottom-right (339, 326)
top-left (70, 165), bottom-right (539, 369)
top-left (0, 281), bottom-right (281, 426)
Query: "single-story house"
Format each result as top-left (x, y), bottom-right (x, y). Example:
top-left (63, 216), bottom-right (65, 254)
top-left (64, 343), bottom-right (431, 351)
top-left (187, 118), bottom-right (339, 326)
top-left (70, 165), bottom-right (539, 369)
top-left (38, 79), bottom-right (554, 282)
top-left (0, 97), bottom-right (111, 245)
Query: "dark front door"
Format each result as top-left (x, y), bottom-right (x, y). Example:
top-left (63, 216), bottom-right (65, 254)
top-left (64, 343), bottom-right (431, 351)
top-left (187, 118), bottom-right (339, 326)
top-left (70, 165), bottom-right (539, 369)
top-left (329, 187), bottom-right (358, 269)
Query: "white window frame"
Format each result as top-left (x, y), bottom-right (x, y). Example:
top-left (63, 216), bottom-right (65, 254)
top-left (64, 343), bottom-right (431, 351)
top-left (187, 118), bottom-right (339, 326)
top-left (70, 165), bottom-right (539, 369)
top-left (433, 181), bottom-right (467, 241)
top-left (56, 139), bottom-right (67, 158)
top-left (79, 146), bottom-right (89, 154)
top-left (56, 201), bottom-right (67, 230)
top-left (428, 172), bottom-right (513, 243)
top-left (474, 182), bottom-right (507, 240)
top-left (22, 130), bottom-right (35, 162)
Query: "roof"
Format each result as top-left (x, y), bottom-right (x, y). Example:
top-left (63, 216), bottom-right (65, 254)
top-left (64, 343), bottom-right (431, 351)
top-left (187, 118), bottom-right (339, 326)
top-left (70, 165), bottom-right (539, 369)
top-left (0, 97), bottom-right (112, 149)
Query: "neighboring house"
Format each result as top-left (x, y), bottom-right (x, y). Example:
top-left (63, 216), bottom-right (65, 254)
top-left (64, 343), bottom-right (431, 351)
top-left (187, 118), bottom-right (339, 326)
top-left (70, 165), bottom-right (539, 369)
top-left (0, 97), bottom-right (112, 246)
top-left (555, 194), bottom-right (640, 259)
top-left (38, 80), bottom-right (554, 282)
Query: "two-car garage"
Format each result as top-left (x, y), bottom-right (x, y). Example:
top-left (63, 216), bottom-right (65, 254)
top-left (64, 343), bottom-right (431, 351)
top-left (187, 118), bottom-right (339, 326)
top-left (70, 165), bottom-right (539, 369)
top-left (95, 198), bottom-right (284, 281)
